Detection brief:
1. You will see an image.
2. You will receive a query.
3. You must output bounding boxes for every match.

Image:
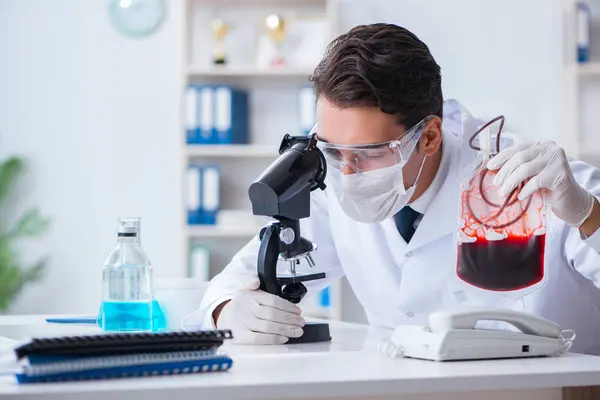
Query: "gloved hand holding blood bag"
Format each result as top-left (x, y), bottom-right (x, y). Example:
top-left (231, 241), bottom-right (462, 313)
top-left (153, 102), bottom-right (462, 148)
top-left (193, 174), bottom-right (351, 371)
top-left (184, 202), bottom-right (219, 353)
top-left (456, 116), bottom-right (548, 295)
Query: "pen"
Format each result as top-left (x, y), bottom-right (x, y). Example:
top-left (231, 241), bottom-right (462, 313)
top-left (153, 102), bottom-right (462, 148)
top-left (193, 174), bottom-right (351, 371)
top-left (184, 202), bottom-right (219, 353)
top-left (45, 317), bottom-right (98, 324)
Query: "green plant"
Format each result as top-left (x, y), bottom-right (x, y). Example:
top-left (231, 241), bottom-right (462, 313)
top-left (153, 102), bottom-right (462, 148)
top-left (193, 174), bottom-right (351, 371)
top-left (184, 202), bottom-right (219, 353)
top-left (0, 156), bottom-right (50, 311)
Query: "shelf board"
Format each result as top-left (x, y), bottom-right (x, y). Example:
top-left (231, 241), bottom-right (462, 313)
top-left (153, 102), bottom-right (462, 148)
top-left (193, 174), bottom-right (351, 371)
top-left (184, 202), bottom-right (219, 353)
top-left (578, 146), bottom-right (600, 157)
top-left (188, 225), bottom-right (260, 238)
top-left (193, 0), bottom-right (325, 5)
top-left (576, 62), bottom-right (600, 76)
top-left (187, 144), bottom-right (278, 158)
top-left (187, 65), bottom-right (314, 78)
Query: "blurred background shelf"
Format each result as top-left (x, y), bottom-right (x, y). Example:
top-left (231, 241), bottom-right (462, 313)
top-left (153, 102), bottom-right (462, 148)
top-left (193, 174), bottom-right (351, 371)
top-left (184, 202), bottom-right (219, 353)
top-left (181, 0), bottom-right (380, 324)
top-left (564, 0), bottom-right (600, 161)
top-left (6, 0), bottom-right (583, 325)
top-left (187, 225), bottom-right (260, 238)
top-left (193, 0), bottom-right (326, 6)
top-left (576, 62), bottom-right (600, 75)
top-left (187, 65), bottom-right (314, 78)
top-left (187, 144), bottom-right (279, 158)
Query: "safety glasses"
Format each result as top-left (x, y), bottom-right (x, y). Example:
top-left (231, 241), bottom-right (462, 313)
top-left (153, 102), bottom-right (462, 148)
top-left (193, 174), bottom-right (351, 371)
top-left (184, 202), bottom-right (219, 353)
top-left (314, 115), bottom-right (435, 174)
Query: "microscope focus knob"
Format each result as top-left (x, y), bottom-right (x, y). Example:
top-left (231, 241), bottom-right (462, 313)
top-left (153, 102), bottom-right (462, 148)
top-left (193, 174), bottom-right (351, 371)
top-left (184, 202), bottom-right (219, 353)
top-left (281, 282), bottom-right (307, 304)
top-left (279, 227), bottom-right (295, 245)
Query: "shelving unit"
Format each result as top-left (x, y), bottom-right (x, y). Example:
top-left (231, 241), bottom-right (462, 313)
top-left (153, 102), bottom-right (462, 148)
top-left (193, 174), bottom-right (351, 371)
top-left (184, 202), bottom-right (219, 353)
top-left (187, 65), bottom-right (315, 78)
top-left (187, 144), bottom-right (278, 158)
top-left (564, 0), bottom-right (600, 163)
top-left (576, 61), bottom-right (600, 75)
top-left (194, 0), bottom-right (327, 5)
top-left (181, 0), bottom-right (345, 321)
top-left (187, 225), bottom-right (260, 238)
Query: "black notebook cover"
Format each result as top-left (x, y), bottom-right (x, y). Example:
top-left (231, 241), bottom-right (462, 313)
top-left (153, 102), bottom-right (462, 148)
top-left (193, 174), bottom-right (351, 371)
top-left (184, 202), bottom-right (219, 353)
top-left (15, 330), bottom-right (233, 360)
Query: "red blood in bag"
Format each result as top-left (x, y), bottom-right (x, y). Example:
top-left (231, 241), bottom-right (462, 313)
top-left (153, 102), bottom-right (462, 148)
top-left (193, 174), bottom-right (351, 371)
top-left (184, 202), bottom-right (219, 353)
top-left (456, 234), bottom-right (546, 291)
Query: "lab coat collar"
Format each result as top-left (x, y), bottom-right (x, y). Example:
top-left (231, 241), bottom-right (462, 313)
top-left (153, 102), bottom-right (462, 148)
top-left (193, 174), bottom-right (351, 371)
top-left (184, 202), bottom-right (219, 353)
top-left (408, 135), bottom-right (449, 214)
top-left (403, 99), bottom-right (471, 214)
top-left (402, 99), bottom-right (483, 253)
top-left (404, 131), bottom-right (461, 253)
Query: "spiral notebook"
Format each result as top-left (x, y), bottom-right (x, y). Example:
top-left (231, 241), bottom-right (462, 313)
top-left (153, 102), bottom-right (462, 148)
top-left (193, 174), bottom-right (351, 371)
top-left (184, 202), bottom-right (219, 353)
top-left (11, 330), bottom-right (233, 384)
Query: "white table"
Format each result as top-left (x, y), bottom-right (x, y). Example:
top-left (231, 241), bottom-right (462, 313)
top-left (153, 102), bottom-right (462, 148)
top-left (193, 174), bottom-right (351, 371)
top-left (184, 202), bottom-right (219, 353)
top-left (0, 315), bottom-right (598, 400)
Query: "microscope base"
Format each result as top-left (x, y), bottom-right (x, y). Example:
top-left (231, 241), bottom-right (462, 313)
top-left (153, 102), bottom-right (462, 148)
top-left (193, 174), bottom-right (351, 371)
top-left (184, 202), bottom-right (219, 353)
top-left (287, 322), bottom-right (331, 344)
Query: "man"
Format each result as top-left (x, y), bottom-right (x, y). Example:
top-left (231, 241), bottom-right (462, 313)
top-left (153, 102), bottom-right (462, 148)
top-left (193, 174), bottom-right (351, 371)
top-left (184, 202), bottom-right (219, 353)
top-left (186, 24), bottom-right (600, 354)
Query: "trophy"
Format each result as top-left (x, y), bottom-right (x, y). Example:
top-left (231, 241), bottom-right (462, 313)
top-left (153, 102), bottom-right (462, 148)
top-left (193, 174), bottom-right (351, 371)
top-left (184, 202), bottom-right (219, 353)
top-left (265, 14), bottom-right (286, 66)
top-left (210, 18), bottom-right (229, 65)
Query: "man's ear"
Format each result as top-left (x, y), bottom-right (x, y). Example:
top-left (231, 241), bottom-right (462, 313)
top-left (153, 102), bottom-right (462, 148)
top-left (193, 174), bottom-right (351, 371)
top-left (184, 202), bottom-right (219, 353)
top-left (418, 117), bottom-right (443, 156)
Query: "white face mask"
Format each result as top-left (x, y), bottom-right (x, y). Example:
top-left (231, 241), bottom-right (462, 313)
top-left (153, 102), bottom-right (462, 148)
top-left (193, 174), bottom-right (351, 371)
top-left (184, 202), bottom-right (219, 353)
top-left (328, 155), bottom-right (426, 223)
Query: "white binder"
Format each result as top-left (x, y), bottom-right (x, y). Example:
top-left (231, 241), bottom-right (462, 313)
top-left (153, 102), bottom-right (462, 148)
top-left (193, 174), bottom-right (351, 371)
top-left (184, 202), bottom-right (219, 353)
top-left (201, 166), bottom-right (220, 224)
top-left (185, 86), bottom-right (198, 143)
top-left (186, 165), bottom-right (202, 225)
top-left (197, 86), bottom-right (214, 144)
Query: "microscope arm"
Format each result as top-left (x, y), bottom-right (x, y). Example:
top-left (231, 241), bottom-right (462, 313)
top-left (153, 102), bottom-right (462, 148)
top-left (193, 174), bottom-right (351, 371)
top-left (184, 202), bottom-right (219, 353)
top-left (257, 224), bottom-right (281, 297)
top-left (257, 221), bottom-right (326, 303)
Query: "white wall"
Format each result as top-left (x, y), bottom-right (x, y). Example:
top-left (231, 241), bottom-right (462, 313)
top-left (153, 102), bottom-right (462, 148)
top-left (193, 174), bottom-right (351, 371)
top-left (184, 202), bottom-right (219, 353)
top-left (579, 0), bottom-right (600, 163)
top-left (337, 0), bottom-right (567, 146)
top-left (0, 1), bottom-right (185, 314)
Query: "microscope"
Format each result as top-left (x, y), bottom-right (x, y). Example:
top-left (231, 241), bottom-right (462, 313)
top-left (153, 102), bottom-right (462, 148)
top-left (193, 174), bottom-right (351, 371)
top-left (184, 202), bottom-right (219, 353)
top-left (248, 133), bottom-right (331, 344)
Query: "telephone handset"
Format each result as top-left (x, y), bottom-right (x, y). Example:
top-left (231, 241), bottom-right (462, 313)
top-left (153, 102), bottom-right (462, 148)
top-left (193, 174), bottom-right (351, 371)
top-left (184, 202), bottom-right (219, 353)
top-left (428, 308), bottom-right (563, 338)
top-left (379, 308), bottom-right (575, 362)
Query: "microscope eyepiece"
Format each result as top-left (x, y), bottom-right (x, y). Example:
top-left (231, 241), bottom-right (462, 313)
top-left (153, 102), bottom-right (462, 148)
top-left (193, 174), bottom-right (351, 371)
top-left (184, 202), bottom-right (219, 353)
top-left (249, 133), bottom-right (326, 219)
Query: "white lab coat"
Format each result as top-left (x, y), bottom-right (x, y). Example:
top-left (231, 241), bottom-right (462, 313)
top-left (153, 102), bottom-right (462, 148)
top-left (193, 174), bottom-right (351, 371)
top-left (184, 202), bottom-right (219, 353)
top-left (191, 99), bottom-right (600, 355)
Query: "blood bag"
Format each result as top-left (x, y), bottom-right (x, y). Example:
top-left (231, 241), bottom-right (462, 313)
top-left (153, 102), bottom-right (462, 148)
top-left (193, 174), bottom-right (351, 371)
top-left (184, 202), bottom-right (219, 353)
top-left (454, 116), bottom-right (548, 301)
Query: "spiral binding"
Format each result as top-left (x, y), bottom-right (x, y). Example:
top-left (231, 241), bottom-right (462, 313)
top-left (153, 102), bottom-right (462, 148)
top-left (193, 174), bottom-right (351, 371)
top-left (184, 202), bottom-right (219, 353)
top-left (15, 330), bottom-right (233, 360)
top-left (24, 349), bottom-right (221, 377)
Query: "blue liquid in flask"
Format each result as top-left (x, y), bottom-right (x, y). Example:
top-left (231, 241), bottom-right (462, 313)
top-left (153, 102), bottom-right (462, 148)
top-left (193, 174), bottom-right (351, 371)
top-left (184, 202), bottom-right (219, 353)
top-left (98, 299), bottom-right (166, 332)
top-left (102, 300), bottom-right (152, 331)
top-left (100, 218), bottom-right (166, 332)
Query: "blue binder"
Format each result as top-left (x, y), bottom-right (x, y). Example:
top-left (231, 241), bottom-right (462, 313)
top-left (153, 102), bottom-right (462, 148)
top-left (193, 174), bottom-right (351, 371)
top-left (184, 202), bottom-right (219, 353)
top-left (187, 165), bottom-right (220, 225)
top-left (577, 1), bottom-right (591, 63)
top-left (213, 86), bottom-right (249, 144)
top-left (185, 85), bottom-right (198, 144)
top-left (16, 353), bottom-right (233, 384)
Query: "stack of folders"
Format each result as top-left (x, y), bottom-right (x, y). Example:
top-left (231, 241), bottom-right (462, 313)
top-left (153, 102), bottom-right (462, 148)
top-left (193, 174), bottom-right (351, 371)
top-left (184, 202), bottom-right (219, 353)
top-left (12, 330), bottom-right (233, 384)
top-left (187, 164), bottom-right (220, 225)
top-left (185, 84), bottom-right (249, 145)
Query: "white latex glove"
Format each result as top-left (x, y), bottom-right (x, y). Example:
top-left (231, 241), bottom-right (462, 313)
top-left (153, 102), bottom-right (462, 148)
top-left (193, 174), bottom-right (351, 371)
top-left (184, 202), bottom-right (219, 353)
top-left (216, 278), bottom-right (305, 345)
top-left (487, 141), bottom-right (595, 227)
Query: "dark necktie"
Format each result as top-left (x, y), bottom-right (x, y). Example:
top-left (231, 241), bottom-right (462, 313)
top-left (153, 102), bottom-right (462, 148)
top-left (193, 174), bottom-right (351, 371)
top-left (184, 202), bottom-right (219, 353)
top-left (394, 206), bottom-right (421, 243)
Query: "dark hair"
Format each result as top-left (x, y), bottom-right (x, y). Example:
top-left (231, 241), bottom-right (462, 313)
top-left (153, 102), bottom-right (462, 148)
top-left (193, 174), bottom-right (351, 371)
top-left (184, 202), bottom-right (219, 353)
top-left (310, 23), bottom-right (443, 128)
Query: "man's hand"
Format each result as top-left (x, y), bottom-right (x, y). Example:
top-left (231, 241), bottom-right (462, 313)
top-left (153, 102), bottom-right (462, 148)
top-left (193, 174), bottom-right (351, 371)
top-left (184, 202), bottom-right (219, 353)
top-left (214, 278), bottom-right (305, 345)
top-left (487, 141), bottom-right (597, 233)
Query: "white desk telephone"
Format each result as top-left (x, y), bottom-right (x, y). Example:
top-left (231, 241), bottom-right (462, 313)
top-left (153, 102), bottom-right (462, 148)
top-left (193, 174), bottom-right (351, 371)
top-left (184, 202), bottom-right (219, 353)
top-left (379, 308), bottom-right (575, 361)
